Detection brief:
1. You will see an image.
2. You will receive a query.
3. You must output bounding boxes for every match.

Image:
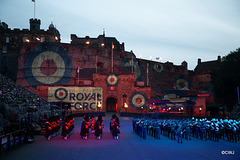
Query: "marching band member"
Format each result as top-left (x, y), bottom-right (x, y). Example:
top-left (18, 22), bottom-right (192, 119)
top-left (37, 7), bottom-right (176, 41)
top-left (45, 117), bottom-right (52, 140)
top-left (90, 115), bottom-right (96, 134)
top-left (112, 116), bottom-right (121, 139)
top-left (95, 114), bottom-right (103, 139)
top-left (68, 114), bottom-right (75, 136)
top-left (176, 123), bottom-right (184, 144)
top-left (80, 115), bottom-right (90, 139)
top-left (110, 114), bottom-right (116, 133)
top-left (61, 116), bottom-right (70, 140)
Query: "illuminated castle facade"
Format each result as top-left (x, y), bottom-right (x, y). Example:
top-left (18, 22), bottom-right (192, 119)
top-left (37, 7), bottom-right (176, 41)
top-left (0, 18), bottom-right (221, 116)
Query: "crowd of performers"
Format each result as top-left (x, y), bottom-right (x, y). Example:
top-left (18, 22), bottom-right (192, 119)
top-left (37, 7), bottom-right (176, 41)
top-left (44, 115), bottom-right (61, 140)
top-left (80, 114), bottom-right (121, 140)
top-left (133, 117), bottom-right (240, 143)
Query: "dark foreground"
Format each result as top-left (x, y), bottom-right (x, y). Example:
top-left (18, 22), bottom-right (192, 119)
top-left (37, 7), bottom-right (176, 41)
top-left (1, 115), bottom-right (239, 160)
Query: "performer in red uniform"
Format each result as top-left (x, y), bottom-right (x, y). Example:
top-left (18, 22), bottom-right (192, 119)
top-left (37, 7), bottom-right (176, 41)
top-left (112, 116), bottom-right (121, 139)
top-left (68, 114), bottom-right (75, 136)
top-left (45, 117), bottom-right (52, 140)
top-left (90, 115), bottom-right (96, 134)
top-left (61, 116), bottom-right (70, 140)
top-left (80, 115), bottom-right (90, 139)
top-left (56, 115), bottom-right (61, 135)
top-left (95, 115), bottom-right (103, 139)
top-left (110, 114), bottom-right (116, 133)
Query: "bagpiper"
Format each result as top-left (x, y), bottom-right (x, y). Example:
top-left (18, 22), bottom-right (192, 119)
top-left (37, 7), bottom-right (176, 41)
top-left (95, 115), bottom-right (103, 139)
top-left (112, 116), bottom-right (121, 139)
top-left (90, 115), bottom-right (96, 134)
top-left (80, 115), bottom-right (90, 139)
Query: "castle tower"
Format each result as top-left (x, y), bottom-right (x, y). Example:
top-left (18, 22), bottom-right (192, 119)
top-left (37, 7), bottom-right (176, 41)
top-left (29, 18), bottom-right (41, 31)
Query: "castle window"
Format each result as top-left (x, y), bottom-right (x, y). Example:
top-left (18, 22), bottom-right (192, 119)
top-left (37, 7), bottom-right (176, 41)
top-left (6, 37), bottom-right (10, 43)
top-left (41, 37), bottom-right (45, 42)
top-left (23, 37), bottom-right (28, 42)
top-left (2, 46), bottom-right (7, 54)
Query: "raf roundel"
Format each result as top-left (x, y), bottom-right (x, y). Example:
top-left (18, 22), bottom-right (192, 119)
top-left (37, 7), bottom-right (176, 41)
top-left (54, 88), bottom-right (68, 101)
top-left (105, 73), bottom-right (119, 86)
top-left (32, 51), bottom-right (65, 84)
top-left (23, 43), bottom-right (73, 88)
top-left (153, 63), bottom-right (164, 73)
top-left (175, 78), bottom-right (189, 90)
top-left (129, 92), bottom-right (148, 110)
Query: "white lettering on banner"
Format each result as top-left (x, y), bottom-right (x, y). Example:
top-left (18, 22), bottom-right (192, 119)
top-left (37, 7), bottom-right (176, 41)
top-left (48, 87), bottom-right (102, 111)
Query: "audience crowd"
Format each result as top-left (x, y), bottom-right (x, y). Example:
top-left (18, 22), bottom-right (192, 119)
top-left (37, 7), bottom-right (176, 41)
top-left (0, 74), bottom-right (52, 136)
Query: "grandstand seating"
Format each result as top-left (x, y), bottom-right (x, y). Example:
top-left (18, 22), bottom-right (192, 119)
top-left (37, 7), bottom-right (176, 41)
top-left (0, 73), bottom-right (57, 133)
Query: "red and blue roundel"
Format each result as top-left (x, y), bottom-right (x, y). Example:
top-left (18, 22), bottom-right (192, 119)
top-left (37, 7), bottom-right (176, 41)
top-left (105, 73), bottom-right (119, 86)
top-left (173, 77), bottom-right (190, 90)
top-left (54, 88), bottom-right (68, 101)
top-left (152, 63), bottom-right (164, 73)
top-left (129, 92), bottom-right (148, 110)
top-left (23, 43), bottom-right (72, 88)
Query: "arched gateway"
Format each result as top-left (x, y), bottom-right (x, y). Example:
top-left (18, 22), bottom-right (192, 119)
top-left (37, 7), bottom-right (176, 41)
top-left (106, 97), bottom-right (117, 112)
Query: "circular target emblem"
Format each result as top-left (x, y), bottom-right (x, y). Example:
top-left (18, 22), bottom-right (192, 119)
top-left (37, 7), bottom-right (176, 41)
top-left (23, 43), bottom-right (73, 88)
top-left (129, 92), bottom-right (148, 109)
top-left (105, 73), bottom-right (119, 86)
top-left (32, 51), bottom-right (65, 84)
top-left (153, 63), bottom-right (164, 73)
top-left (54, 88), bottom-right (68, 101)
top-left (175, 79), bottom-right (189, 90)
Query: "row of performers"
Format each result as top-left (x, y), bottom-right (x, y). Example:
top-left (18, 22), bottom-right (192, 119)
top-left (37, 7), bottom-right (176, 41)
top-left (133, 117), bottom-right (240, 143)
top-left (80, 114), bottom-right (121, 140)
top-left (45, 114), bottom-right (121, 140)
top-left (44, 115), bottom-right (61, 140)
top-left (44, 115), bottom-right (74, 140)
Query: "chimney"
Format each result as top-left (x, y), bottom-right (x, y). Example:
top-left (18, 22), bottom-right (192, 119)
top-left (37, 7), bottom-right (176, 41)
top-left (198, 58), bottom-right (201, 65)
top-left (217, 55), bottom-right (221, 62)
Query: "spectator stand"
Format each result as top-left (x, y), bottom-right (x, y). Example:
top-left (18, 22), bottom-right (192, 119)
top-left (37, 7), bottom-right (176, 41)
top-left (0, 73), bottom-right (56, 154)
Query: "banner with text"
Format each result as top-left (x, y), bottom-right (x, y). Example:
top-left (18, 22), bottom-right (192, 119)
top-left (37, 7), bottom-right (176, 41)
top-left (48, 87), bottom-right (102, 111)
